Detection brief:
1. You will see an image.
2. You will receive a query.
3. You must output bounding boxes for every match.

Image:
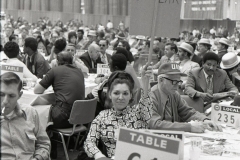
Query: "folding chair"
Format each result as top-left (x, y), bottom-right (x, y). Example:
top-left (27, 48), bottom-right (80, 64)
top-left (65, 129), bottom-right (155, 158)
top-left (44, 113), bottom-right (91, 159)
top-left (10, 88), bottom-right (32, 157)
top-left (49, 98), bottom-right (97, 160)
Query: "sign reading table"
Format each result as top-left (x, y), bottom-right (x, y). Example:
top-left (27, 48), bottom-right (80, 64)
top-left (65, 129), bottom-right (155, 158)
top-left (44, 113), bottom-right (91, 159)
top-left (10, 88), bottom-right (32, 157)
top-left (211, 103), bottom-right (240, 128)
top-left (115, 128), bottom-right (181, 160)
top-left (0, 64), bottom-right (23, 80)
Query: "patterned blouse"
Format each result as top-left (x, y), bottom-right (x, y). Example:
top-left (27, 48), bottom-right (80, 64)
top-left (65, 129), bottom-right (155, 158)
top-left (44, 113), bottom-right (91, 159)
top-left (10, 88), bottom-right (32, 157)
top-left (84, 92), bottom-right (153, 158)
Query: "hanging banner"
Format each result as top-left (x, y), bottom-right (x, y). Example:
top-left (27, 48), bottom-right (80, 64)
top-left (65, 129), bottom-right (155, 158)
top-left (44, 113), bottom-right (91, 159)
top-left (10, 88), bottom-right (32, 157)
top-left (183, 0), bottom-right (224, 19)
top-left (130, 0), bottom-right (182, 38)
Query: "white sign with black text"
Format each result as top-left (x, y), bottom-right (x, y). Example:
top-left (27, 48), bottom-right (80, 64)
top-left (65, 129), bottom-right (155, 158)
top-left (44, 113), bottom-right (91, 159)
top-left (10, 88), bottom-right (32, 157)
top-left (97, 64), bottom-right (111, 75)
top-left (211, 103), bottom-right (240, 128)
top-left (115, 128), bottom-right (181, 160)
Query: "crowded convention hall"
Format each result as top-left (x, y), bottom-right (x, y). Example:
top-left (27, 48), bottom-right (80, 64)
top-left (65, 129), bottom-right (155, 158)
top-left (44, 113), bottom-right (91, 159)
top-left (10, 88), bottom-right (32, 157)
top-left (1, 0), bottom-right (240, 160)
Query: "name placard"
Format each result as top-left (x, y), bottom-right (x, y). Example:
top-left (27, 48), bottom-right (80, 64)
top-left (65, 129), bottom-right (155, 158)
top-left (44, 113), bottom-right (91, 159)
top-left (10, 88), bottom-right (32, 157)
top-left (97, 64), bottom-right (111, 75)
top-left (211, 103), bottom-right (240, 128)
top-left (115, 128), bottom-right (180, 160)
top-left (0, 64), bottom-right (24, 80)
top-left (147, 130), bottom-right (184, 160)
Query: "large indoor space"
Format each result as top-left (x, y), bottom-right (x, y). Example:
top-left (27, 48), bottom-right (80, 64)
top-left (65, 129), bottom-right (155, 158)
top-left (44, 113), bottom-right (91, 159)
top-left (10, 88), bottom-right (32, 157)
top-left (1, 0), bottom-right (240, 160)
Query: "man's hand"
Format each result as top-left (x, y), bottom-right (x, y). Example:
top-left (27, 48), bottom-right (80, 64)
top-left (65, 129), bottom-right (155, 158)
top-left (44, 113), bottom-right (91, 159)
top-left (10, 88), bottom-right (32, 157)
top-left (190, 122), bottom-right (205, 133)
top-left (0, 116), bottom-right (5, 123)
top-left (197, 92), bottom-right (213, 102)
top-left (203, 120), bottom-right (223, 132)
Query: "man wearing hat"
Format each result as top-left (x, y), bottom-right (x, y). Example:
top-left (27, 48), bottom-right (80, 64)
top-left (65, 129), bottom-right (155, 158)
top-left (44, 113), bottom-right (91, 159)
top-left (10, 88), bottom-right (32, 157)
top-left (185, 52), bottom-right (238, 103)
top-left (197, 38), bottom-right (212, 58)
top-left (148, 63), bottom-right (222, 132)
top-left (177, 42), bottom-right (200, 75)
top-left (220, 52), bottom-right (240, 80)
top-left (217, 37), bottom-right (229, 61)
top-left (81, 30), bottom-right (97, 50)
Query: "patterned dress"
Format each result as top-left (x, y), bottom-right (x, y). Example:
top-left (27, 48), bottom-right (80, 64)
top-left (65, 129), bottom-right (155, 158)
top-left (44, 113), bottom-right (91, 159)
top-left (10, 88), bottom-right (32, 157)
top-left (84, 92), bottom-right (153, 158)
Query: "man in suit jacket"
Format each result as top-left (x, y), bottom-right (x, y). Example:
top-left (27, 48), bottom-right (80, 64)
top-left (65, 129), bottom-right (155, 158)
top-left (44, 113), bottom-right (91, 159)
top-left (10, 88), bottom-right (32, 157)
top-left (98, 39), bottom-right (111, 64)
top-left (148, 63), bottom-right (222, 132)
top-left (24, 37), bottom-right (50, 78)
top-left (177, 42), bottom-right (200, 76)
top-left (152, 43), bottom-right (179, 70)
top-left (185, 52), bottom-right (238, 102)
top-left (80, 43), bottom-right (103, 73)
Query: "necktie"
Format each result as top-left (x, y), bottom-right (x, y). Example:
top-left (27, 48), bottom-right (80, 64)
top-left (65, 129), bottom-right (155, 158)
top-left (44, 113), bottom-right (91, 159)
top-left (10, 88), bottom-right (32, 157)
top-left (207, 75), bottom-right (213, 95)
top-left (164, 98), bottom-right (173, 122)
top-left (101, 54), bottom-right (106, 64)
top-left (27, 56), bottom-right (32, 72)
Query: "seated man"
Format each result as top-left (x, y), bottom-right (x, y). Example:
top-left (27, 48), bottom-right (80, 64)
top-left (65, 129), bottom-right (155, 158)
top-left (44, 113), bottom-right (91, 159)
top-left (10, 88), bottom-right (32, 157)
top-left (80, 43), bottom-right (103, 73)
top-left (1, 72), bottom-right (50, 160)
top-left (148, 63), bottom-right (222, 132)
top-left (152, 43), bottom-right (179, 70)
top-left (177, 42), bottom-right (200, 76)
top-left (185, 52), bottom-right (238, 102)
top-left (3, 41), bottom-right (38, 82)
top-left (34, 51), bottom-right (85, 158)
top-left (24, 37), bottom-right (51, 78)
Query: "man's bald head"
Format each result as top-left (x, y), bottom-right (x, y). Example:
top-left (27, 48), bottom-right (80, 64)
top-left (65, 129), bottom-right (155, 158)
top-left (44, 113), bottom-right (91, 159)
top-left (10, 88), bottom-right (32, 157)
top-left (57, 51), bottom-right (73, 65)
top-left (88, 43), bottom-right (100, 61)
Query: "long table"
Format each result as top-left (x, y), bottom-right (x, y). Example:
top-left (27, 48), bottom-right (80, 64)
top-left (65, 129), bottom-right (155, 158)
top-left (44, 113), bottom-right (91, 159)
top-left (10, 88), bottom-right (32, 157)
top-left (19, 76), bottom-right (98, 128)
top-left (96, 127), bottom-right (240, 160)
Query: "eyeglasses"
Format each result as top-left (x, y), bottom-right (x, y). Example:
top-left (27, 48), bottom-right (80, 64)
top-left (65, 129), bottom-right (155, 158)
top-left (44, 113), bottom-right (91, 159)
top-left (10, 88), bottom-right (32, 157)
top-left (162, 77), bottom-right (183, 85)
top-left (67, 49), bottom-right (75, 52)
top-left (99, 44), bottom-right (106, 47)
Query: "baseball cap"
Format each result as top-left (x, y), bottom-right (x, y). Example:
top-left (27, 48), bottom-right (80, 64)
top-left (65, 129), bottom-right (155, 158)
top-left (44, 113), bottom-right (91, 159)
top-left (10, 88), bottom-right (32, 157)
top-left (158, 63), bottom-right (186, 76)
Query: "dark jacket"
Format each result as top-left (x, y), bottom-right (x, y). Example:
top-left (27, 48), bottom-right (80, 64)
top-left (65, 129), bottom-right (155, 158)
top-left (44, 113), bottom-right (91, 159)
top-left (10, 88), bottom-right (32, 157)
top-left (80, 52), bottom-right (103, 73)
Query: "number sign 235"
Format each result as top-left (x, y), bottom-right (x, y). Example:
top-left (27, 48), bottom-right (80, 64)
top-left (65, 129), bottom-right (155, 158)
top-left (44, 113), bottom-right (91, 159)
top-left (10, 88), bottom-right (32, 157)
top-left (211, 103), bottom-right (240, 128)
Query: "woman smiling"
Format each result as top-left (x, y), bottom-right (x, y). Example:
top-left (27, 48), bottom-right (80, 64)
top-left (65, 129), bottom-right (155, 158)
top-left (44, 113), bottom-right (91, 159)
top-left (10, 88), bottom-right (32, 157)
top-left (84, 67), bottom-right (153, 159)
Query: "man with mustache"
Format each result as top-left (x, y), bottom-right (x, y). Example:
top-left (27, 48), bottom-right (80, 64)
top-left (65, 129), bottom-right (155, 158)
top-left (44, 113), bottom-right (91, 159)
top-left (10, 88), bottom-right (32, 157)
top-left (185, 52), bottom-right (238, 103)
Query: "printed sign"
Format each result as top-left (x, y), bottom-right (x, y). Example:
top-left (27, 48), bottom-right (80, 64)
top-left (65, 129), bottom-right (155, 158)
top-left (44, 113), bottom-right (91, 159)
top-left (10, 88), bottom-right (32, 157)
top-left (115, 128), bottom-right (181, 160)
top-left (0, 64), bottom-right (24, 80)
top-left (147, 130), bottom-right (184, 160)
top-left (183, 0), bottom-right (224, 19)
top-left (236, 21), bottom-right (240, 28)
top-left (211, 103), bottom-right (240, 128)
top-left (97, 64), bottom-right (111, 75)
top-left (130, 0), bottom-right (182, 38)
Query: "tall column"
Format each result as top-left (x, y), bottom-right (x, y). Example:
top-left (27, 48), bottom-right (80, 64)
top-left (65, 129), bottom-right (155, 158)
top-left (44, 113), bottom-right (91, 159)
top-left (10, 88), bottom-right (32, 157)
top-left (31, 0), bottom-right (41, 11)
top-left (112, 0), bottom-right (118, 15)
top-left (50, 0), bottom-right (62, 11)
top-left (7, 0), bottom-right (19, 10)
top-left (94, 0), bottom-right (100, 14)
top-left (63, 0), bottom-right (74, 12)
top-left (1, 0), bottom-right (8, 10)
top-left (24, 0), bottom-right (31, 10)
top-left (41, 0), bottom-right (49, 11)
top-left (19, 0), bottom-right (24, 10)
top-left (73, 0), bottom-right (81, 13)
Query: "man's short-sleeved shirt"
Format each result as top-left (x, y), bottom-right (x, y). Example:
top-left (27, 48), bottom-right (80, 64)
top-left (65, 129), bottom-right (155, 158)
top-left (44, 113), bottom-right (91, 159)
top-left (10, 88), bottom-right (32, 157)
top-left (40, 64), bottom-right (85, 104)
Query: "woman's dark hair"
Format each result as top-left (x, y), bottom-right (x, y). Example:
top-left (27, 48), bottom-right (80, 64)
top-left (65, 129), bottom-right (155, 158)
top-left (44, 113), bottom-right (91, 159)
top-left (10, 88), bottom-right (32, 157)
top-left (115, 47), bottom-right (130, 62)
top-left (68, 31), bottom-right (77, 44)
top-left (105, 71), bottom-right (135, 109)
